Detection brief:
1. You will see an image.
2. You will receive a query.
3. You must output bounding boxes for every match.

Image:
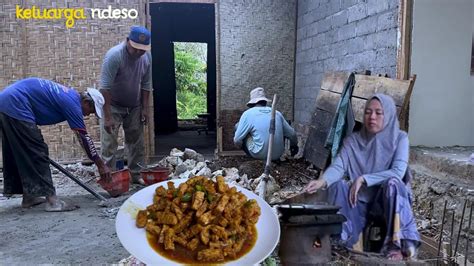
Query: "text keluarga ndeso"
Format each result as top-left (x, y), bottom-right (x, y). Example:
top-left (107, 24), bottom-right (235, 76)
top-left (15, 5), bottom-right (139, 29)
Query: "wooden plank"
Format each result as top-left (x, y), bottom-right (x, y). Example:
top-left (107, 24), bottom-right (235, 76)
top-left (304, 141), bottom-right (330, 169)
top-left (305, 71), bottom-right (348, 169)
top-left (312, 107), bottom-right (335, 132)
top-left (217, 126), bottom-right (223, 153)
top-left (305, 126), bottom-right (331, 152)
top-left (396, 0), bottom-right (413, 80)
top-left (305, 71), bottom-right (416, 171)
top-left (353, 75), bottom-right (411, 106)
top-left (420, 234), bottom-right (440, 258)
top-left (315, 90), bottom-right (341, 114)
top-left (215, 2), bottom-right (222, 153)
top-left (351, 97), bottom-right (402, 123)
top-left (399, 75), bottom-right (416, 131)
top-left (321, 72), bottom-right (349, 93)
top-left (351, 97), bottom-right (366, 123)
top-left (143, 103), bottom-right (154, 164)
top-left (306, 128), bottom-right (330, 149)
top-left (304, 108), bottom-right (334, 169)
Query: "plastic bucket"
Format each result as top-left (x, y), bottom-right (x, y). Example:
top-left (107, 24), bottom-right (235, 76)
top-left (97, 169), bottom-right (130, 197)
top-left (140, 167), bottom-right (170, 185)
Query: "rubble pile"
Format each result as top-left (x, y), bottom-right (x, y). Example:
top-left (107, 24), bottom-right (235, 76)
top-left (50, 162), bottom-right (98, 185)
top-left (155, 148), bottom-right (306, 204)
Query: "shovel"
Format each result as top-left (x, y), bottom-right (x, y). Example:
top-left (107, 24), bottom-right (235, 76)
top-left (49, 158), bottom-right (107, 201)
top-left (256, 94), bottom-right (278, 200)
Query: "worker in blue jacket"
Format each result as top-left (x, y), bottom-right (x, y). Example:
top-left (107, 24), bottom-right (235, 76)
top-left (0, 77), bottom-right (111, 212)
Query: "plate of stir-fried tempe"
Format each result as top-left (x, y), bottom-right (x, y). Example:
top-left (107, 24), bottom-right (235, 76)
top-left (116, 176), bottom-right (280, 265)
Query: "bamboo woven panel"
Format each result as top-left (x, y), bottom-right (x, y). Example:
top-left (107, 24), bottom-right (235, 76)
top-left (1, 0), bottom-right (147, 161)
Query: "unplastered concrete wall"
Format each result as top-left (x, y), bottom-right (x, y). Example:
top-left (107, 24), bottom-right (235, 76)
top-left (294, 0), bottom-right (399, 133)
top-left (410, 0), bottom-right (474, 146)
top-left (0, 0), bottom-right (146, 161)
top-left (218, 0), bottom-right (297, 151)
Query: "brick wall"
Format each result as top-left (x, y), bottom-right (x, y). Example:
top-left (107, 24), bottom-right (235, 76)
top-left (294, 0), bottom-right (399, 131)
top-left (219, 109), bottom-right (245, 151)
top-left (0, 0), bottom-right (146, 161)
top-left (218, 0), bottom-right (297, 151)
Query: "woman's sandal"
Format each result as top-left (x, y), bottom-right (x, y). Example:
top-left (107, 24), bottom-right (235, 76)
top-left (386, 249), bottom-right (404, 261)
top-left (402, 240), bottom-right (418, 260)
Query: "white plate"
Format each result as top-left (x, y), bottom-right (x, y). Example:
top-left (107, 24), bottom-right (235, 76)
top-left (115, 179), bottom-right (280, 265)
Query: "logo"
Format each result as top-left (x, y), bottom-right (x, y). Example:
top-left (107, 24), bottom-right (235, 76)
top-left (16, 5), bottom-right (139, 29)
top-left (138, 33), bottom-right (147, 42)
top-left (15, 5), bottom-right (86, 28)
top-left (90, 6), bottom-right (138, 20)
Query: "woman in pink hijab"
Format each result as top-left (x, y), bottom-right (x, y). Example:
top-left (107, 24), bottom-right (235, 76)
top-left (304, 94), bottom-right (420, 260)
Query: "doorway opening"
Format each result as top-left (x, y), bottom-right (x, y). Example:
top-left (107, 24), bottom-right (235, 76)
top-left (174, 42), bottom-right (209, 132)
top-left (150, 2), bottom-right (216, 159)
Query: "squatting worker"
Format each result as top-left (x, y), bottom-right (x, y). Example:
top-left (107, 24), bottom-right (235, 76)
top-left (99, 25), bottom-right (152, 185)
top-left (234, 87), bottom-right (298, 161)
top-left (0, 77), bottom-right (111, 212)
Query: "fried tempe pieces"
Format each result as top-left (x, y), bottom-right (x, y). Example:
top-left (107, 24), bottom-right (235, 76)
top-left (156, 211), bottom-right (178, 225)
top-left (136, 176), bottom-right (261, 262)
top-left (192, 191), bottom-right (205, 210)
top-left (136, 210), bottom-right (148, 228)
top-left (197, 248), bottom-right (224, 262)
top-left (243, 199), bottom-right (261, 224)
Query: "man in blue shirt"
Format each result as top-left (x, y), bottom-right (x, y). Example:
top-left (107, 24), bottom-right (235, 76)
top-left (100, 25), bottom-right (152, 185)
top-left (0, 78), bottom-right (111, 212)
top-left (234, 87), bottom-right (298, 161)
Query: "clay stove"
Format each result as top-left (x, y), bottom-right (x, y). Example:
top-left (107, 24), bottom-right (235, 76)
top-left (277, 203), bottom-right (346, 265)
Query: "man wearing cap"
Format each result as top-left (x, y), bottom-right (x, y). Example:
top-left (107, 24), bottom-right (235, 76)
top-left (234, 87), bottom-right (298, 161)
top-left (0, 77), bottom-right (111, 211)
top-left (99, 25), bottom-right (152, 185)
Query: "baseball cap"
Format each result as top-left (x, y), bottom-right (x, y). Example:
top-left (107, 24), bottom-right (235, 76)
top-left (86, 88), bottom-right (104, 119)
top-left (128, 26), bottom-right (151, 51)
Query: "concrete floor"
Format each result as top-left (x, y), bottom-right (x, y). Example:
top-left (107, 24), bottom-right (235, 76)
top-left (153, 130), bottom-right (216, 161)
top-left (1, 144), bottom-right (473, 264)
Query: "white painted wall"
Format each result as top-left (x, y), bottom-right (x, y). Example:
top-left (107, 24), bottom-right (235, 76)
top-left (410, 0), bottom-right (474, 146)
